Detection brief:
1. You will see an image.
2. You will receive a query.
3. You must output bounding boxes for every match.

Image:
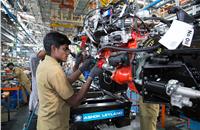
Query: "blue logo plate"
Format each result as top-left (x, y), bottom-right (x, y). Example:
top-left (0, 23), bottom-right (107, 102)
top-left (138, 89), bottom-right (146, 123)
top-left (74, 109), bottom-right (124, 122)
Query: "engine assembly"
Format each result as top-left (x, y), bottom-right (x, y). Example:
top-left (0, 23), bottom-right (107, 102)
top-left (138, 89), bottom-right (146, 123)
top-left (82, 0), bottom-right (200, 121)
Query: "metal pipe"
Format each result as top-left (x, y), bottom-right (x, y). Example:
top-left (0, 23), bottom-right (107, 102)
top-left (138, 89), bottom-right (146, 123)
top-left (1, 25), bottom-right (23, 43)
top-left (1, 26), bottom-right (34, 52)
top-left (143, 0), bottom-right (162, 10)
top-left (176, 86), bottom-right (200, 98)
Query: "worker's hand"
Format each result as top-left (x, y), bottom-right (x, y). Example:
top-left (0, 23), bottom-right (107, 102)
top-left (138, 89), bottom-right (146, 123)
top-left (89, 65), bottom-right (102, 79)
top-left (74, 53), bottom-right (83, 68)
top-left (79, 57), bottom-right (95, 73)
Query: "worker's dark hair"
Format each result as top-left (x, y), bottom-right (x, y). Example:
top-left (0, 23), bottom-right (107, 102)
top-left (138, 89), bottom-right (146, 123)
top-left (43, 31), bottom-right (71, 55)
top-left (7, 62), bottom-right (14, 67)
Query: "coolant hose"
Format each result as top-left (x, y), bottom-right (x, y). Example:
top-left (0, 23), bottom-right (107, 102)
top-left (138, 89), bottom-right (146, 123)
top-left (98, 44), bottom-right (161, 53)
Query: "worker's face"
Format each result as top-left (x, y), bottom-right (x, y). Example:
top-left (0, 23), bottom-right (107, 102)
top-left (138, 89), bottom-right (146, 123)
top-left (52, 44), bottom-right (70, 62)
top-left (8, 65), bottom-right (14, 70)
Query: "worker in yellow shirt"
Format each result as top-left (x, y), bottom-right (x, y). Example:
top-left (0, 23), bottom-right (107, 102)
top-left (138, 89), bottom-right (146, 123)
top-left (6, 63), bottom-right (31, 104)
top-left (36, 31), bottom-right (102, 130)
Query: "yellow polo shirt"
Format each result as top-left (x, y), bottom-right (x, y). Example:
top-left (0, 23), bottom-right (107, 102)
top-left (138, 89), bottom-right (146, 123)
top-left (36, 55), bottom-right (74, 130)
top-left (14, 67), bottom-right (31, 88)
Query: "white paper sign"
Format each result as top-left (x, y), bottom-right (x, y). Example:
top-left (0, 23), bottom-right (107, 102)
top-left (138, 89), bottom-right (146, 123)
top-left (159, 20), bottom-right (193, 50)
top-left (182, 28), bottom-right (194, 47)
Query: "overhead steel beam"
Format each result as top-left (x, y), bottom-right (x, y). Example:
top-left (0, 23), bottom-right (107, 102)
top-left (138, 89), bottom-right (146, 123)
top-left (1, 1), bottom-right (38, 45)
top-left (1, 25), bottom-right (23, 43)
top-left (49, 19), bottom-right (83, 26)
top-left (1, 26), bottom-right (34, 52)
top-left (1, 33), bottom-right (13, 43)
top-left (74, 0), bottom-right (90, 15)
top-left (154, 0), bottom-right (174, 9)
top-left (49, 23), bottom-right (76, 28)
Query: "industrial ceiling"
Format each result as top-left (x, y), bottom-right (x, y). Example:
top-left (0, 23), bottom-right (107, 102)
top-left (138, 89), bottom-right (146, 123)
top-left (1, 0), bottom-right (91, 54)
top-left (1, 0), bottom-right (196, 56)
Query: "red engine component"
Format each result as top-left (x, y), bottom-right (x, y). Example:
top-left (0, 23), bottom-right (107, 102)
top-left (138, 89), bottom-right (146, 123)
top-left (111, 66), bottom-right (132, 85)
top-left (96, 31), bottom-right (143, 93)
top-left (81, 35), bottom-right (88, 49)
top-left (97, 58), bottom-right (106, 68)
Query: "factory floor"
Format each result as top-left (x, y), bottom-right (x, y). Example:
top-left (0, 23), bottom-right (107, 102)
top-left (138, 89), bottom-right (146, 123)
top-left (1, 105), bottom-right (36, 130)
top-left (1, 105), bottom-right (194, 130)
top-left (1, 105), bottom-right (140, 130)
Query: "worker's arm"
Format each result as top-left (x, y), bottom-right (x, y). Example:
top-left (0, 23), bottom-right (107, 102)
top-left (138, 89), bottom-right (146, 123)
top-left (67, 58), bottom-right (95, 84)
top-left (50, 69), bottom-right (91, 107)
top-left (50, 65), bottom-right (101, 107)
top-left (73, 63), bottom-right (79, 72)
top-left (29, 54), bottom-right (40, 78)
top-left (66, 77), bottom-right (92, 106)
top-left (73, 52), bottom-right (83, 72)
top-left (7, 75), bottom-right (17, 80)
top-left (66, 65), bottom-right (102, 107)
top-left (67, 69), bottom-right (82, 84)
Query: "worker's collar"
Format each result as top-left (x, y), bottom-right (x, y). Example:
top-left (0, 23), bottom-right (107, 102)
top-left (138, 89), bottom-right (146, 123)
top-left (45, 55), bottom-right (60, 65)
top-left (12, 67), bottom-right (16, 71)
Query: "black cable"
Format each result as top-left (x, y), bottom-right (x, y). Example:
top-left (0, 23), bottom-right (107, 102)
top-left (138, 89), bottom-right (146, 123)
top-left (183, 64), bottom-right (199, 87)
top-left (143, 17), bottom-right (172, 27)
top-left (108, 13), bottom-right (129, 26)
top-left (83, 7), bottom-right (103, 26)
top-left (98, 44), bottom-right (161, 53)
top-left (134, 15), bottom-right (150, 32)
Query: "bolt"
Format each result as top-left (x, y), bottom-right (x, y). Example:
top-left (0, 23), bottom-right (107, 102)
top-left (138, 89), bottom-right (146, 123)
top-left (144, 77), bottom-right (148, 80)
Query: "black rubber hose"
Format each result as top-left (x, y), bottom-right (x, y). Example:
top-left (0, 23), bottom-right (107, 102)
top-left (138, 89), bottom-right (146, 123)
top-left (134, 15), bottom-right (151, 32)
top-left (143, 17), bottom-right (172, 27)
top-left (83, 7), bottom-right (102, 26)
top-left (98, 44), bottom-right (161, 53)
